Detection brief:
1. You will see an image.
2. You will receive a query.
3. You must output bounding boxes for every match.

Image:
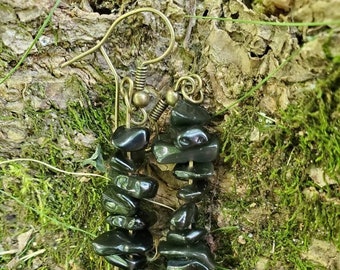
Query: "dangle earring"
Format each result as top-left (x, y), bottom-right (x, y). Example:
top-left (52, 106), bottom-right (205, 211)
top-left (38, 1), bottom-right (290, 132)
top-left (91, 80), bottom-right (159, 268)
top-left (61, 7), bottom-right (175, 130)
top-left (152, 75), bottom-right (218, 270)
top-left (61, 7), bottom-right (218, 270)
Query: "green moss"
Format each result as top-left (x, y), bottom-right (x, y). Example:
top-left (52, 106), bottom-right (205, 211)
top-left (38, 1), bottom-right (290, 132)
top-left (0, 73), bottom-right (118, 268)
top-left (217, 63), bottom-right (340, 269)
top-left (280, 63), bottom-right (340, 177)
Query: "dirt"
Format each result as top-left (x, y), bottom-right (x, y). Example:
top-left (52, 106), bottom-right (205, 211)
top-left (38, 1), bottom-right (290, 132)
top-left (1, 0), bottom-right (339, 269)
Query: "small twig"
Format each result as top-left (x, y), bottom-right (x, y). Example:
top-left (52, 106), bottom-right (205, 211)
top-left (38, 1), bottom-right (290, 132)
top-left (142, 198), bottom-right (175, 212)
top-left (20, 249), bottom-right (46, 262)
top-left (183, 0), bottom-right (197, 49)
top-left (0, 250), bottom-right (18, 256)
top-left (286, 148), bottom-right (295, 166)
top-left (0, 158), bottom-right (110, 182)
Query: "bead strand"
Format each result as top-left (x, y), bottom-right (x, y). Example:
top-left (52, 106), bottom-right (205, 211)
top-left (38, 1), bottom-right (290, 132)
top-left (153, 99), bottom-right (218, 269)
top-left (92, 126), bottom-right (159, 269)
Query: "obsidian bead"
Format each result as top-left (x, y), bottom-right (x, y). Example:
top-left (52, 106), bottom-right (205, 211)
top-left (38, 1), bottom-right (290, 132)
top-left (167, 259), bottom-right (211, 270)
top-left (167, 229), bottom-right (207, 245)
top-left (174, 127), bottom-right (209, 150)
top-left (92, 229), bottom-right (153, 256)
top-left (112, 126), bottom-right (150, 151)
top-left (159, 241), bottom-right (215, 270)
top-left (170, 100), bottom-right (210, 127)
top-left (112, 174), bottom-right (158, 199)
top-left (177, 181), bottom-right (207, 202)
top-left (174, 162), bottom-right (214, 180)
top-left (153, 137), bottom-right (219, 164)
top-left (110, 151), bottom-right (137, 173)
top-left (170, 203), bottom-right (198, 230)
top-left (110, 149), bottom-right (146, 173)
top-left (102, 186), bottom-right (138, 216)
top-left (106, 215), bottom-right (146, 230)
top-left (104, 254), bottom-right (147, 270)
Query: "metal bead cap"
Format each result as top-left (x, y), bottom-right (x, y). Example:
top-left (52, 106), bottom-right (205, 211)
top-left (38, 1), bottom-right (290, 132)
top-left (165, 90), bottom-right (179, 106)
top-left (132, 91), bottom-right (150, 108)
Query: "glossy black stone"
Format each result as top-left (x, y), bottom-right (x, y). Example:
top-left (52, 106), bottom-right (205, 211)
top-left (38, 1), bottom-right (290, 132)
top-left (174, 162), bottom-right (214, 180)
top-left (112, 174), bottom-right (158, 199)
top-left (177, 181), bottom-right (207, 202)
top-left (104, 254), bottom-right (147, 269)
top-left (170, 203), bottom-right (198, 230)
top-left (92, 229), bottom-right (153, 256)
top-left (102, 185), bottom-right (138, 216)
top-left (174, 127), bottom-right (209, 150)
top-left (159, 241), bottom-right (215, 270)
top-left (112, 126), bottom-right (150, 151)
top-left (106, 215), bottom-right (146, 230)
top-left (170, 100), bottom-right (210, 126)
top-left (153, 137), bottom-right (219, 164)
top-left (110, 150), bottom-right (147, 173)
top-left (110, 151), bottom-right (136, 173)
top-left (167, 229), bottom-right (207, 245)
top-left (167, 259), bottom-right (211, 270)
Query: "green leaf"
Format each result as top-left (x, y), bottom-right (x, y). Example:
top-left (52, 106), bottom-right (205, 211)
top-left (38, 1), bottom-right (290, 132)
top-left (82, 145), bottom-right (106, 172)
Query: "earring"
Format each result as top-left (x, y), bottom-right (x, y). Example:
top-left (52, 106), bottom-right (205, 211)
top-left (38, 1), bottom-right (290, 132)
top-left (152, 82), bottom-right (218, 270)
top-left (61, 7), bottom-right (218, 270)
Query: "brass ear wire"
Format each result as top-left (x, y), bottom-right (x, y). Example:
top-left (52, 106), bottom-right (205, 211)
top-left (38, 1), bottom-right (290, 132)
top-left (60, 8), bottom-right (175, 68)
top-left (100, 45), bottom-right (148, 129)
top-left (61, 8), bottom-right (175, 130)
top-left (175, 74), bottom-right (204, 104)
top-left (99, 45), bottom-right (120, 131)
top-left (148, 74), bottom-right (204, 123)
top-left (120, 76), bottom-right (148, 127)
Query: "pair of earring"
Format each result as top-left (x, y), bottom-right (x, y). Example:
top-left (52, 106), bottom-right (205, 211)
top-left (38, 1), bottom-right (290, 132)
top-left (61, 7), bottom-right (218, 270)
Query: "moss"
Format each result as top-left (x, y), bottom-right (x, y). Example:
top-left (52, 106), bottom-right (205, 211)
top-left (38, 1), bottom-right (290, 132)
top-left (1, 2), bottom-right (340, 269)
top-left (216, 62), bottom-right (340, 269)
top-left (0, 72), bottom-right (118, 268)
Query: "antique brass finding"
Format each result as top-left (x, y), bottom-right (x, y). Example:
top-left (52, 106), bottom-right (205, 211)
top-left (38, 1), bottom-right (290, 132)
top-left (61, 8), bottom-right (175, 130)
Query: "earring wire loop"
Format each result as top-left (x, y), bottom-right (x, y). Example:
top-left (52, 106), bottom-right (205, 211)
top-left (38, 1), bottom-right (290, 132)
top-left (60, 7), bottom-right (175, 68)
top-left (61, 8), bottom-right (175, 131)
top-left (175, 74), bottom-right (204, 104)
top-left (99, 45), bottom-right (120, 131)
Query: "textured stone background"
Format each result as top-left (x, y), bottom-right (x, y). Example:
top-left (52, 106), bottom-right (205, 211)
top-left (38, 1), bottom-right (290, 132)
top-left (1, 0), bottom-right (339, 158)
top-left (1, 0), bottom-right (339, 269)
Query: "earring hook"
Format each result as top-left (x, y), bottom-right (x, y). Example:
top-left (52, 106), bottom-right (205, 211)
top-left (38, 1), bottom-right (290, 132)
top-left (60, 7), bottom-right (175, 68)
top-left (61, 7), bottom-right (175, 131)
top-left (101, 45), bottom-right (148, 131)
top-left (99, 45), bottom-right (120, 131)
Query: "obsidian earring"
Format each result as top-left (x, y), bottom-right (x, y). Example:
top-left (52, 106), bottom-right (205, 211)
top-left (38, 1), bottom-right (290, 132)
top-left (92, 81), bottom-right (218, 270)
top-left (91, 123), bottom-right (159, 269)
top-left (61, 7), bottom-right (218, 270)
top-left (153, 98), bottom-right (218, 270)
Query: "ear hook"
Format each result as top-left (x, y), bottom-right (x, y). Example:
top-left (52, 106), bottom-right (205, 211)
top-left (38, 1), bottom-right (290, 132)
top-left (99, 45), bottom-right (120, 131)
top-left (61, 7), bottom-right (175, 130)
top-left (101, 45), bottom-right (148, 131)
top-left (120, 76), bottom-right (148, 127)
top-left (60, 8), bottom-right (175, 68)
top-left (148, 74), bottom-right (204, 124)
